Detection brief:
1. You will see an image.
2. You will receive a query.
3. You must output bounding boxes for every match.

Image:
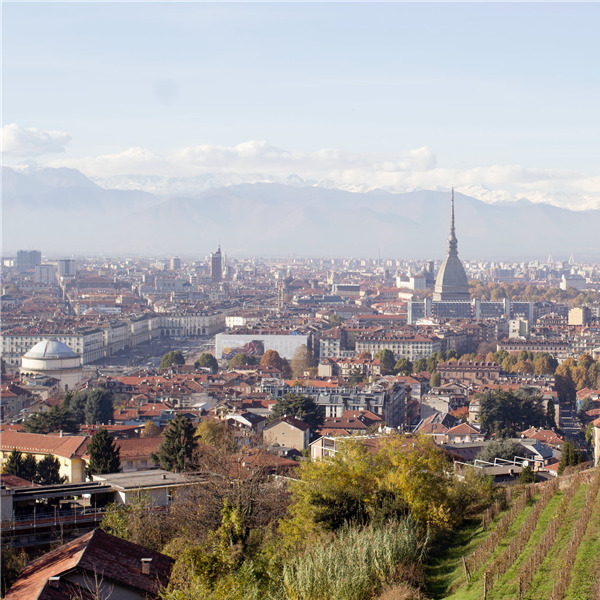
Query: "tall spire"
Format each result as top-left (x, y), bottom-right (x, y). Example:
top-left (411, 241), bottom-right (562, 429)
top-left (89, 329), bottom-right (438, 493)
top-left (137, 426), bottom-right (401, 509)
top-left (447, 187), bottom-right (458, 255)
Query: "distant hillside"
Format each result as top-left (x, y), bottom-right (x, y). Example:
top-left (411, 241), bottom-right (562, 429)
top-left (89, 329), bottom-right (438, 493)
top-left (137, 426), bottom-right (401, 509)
top-left (2, 166), bottom-right (599, 259)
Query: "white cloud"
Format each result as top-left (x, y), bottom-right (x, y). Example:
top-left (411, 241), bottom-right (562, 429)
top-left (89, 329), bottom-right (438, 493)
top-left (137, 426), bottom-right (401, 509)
top-left (1, 123), bottom-right (71, 157)
top-left (43, 140), bottom-right (600, 210)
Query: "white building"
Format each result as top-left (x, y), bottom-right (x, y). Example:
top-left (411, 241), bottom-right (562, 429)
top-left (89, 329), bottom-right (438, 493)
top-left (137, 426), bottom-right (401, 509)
top-left (215, 333), bottom-right (309, 360)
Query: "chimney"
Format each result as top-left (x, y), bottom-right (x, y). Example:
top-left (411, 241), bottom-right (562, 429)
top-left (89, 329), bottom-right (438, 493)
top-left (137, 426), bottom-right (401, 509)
top-left (141, 558), bottom-right (152, 575)
top-left (48, 576), bottom-right (60, 588)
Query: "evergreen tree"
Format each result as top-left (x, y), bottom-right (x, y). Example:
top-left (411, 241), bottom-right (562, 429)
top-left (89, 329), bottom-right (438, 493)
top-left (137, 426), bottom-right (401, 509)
top-left (558, 439), bottom-right (583, 475)
top-left (374, 349), bottom-right (395, 375)
top-left (24, 406), bottom-right (78, 434)
top-left (152, 415), bottom-right (196, 472)
top-left (83, 389), bottom-right (114, 425)
top-left (35, 455), bottom-right (66, 485)
top-left (194, 353), bottom-right (219, 373)
top-left (159, 350), bottom-right (185, 369)
top-left (21, 454), bottom-right (38, 482)
top-left (546, 399), bottom-right (557, 429)
top-left (86, 429), bottom-right (121, 477)
top-left (2, 449), bottom-right (24, 477)
top-left (430, 372), bottom-right (441, 387)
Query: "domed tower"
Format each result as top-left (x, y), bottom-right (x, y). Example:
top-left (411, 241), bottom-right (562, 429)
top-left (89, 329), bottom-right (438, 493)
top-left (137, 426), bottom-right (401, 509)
top-left (433, 189), bottom-right (470, 301)
top-left (20, 339), bottom-right (83, 391)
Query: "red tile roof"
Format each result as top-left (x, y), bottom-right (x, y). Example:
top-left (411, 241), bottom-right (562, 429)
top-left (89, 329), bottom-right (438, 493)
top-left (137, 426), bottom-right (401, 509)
top-left (5, 529), bottom-right (173, 600)
top-left (0, 431), bottom-right (89, 459)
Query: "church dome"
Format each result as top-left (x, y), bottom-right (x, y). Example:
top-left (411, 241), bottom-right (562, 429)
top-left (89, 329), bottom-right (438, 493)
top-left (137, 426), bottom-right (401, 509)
top-left (24, 340), bottom-right (79, 360)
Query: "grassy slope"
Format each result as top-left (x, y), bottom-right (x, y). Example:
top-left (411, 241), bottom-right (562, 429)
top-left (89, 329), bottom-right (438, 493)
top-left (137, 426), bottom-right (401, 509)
top-left (438, 498), bottom-right (539, 600)
top-left (524, 484), bottom-right (589, 600)
top-left (431, 475), bottom-right (600, 600)
top-left (564, 483), bottom-right (600, 600)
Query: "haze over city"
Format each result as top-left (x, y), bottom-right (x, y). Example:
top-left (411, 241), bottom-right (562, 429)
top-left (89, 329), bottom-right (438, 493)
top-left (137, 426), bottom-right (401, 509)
top-left (2, 2), bottom-right (600, 260)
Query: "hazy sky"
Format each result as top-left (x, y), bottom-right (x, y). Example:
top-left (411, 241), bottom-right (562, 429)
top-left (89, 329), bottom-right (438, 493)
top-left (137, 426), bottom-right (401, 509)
top-left (3, 2), bottom-right (600, 208)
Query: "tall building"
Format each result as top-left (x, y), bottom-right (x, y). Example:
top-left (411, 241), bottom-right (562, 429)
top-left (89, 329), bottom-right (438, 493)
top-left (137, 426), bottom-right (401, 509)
top-left (210, 247), bottom-right (223, 283)
top-left (16, 250), bottom-right (41, 273)
top-left (433, 190), bottom-right (470, 302)
top-left (58, 258), bottom-right (77, 278)
top-left (170, 256), bottom-right (181, 270)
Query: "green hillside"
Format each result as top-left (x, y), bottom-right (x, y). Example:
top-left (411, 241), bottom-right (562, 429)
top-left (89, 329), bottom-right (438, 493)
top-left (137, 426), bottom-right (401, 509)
top-left (428, 467), bottom-right (600, 600)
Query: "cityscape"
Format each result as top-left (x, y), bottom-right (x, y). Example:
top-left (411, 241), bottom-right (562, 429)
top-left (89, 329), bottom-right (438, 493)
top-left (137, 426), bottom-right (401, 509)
top-left (2, 3), bottom-right (600, 600)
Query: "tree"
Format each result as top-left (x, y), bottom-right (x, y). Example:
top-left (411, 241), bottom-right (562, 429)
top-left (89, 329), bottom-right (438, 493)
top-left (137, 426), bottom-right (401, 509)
top-left (374, 349), bottom-right (395, 375)
top-left (83, 389), bottom-right (114, 425)
top-left (24, 406), bottom-right (78, 434)
top-left (413, 358), bottom-right (427, 373)
top-left (35, 455), bottom-right (66, 485)
top-left (20, 454), bottom-right (38, 482)
top-left (228, 353), bottom-right (258, 369)
top-left (430, 372), bottom-right (441, 387)
top-left (260, 349), bottom-right (284, 370)
top-left (152, 415), bottom-right (196, 472)
top-left (394, 358), bottom-right (413, 376)
top-left (558, 439), bottom-right (584, 474)
top-left (141, 421), bottom-right (161, 438)
top-left (2, 450), bottom-right (24, 477)
top-left (196, 420), bottom-right (236, 452)
top-left (195, 353), bottom-right (219, 373)
top-left (425, 356), bottom-right (439, 374)
top-left (290, 345), bottom-right (316, 378)
top-left (383, 435), bottom-right (457, 534)
top-left (518, 465), bottom-right (537, 484)
top-left (479, 388), bottom-right (544, 438)
top-left (159, 350), bottom-right (185, 369)
top-left (271, 394), bottom-right (324, 431)
top-left (356, 351), bottom-right (372, 360)
top-left (477, 439), bottom-right (523, 463)
top-left (546, 399), bottom-right (557, 429)
top-left (86, 429), bottom-right (121, 477)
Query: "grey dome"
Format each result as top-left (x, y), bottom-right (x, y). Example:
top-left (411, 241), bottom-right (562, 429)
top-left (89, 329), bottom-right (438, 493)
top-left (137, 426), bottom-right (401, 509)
top-left (24, 340), bottom-right (79, 360)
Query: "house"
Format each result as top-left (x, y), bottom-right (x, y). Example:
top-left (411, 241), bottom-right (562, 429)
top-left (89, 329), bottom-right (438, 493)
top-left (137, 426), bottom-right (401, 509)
top-left (445, 423), bottom-right (485, 444)
top-left (4, 529), bottom-right (173, 600)
top-left (263, 416), bottom-right (310, 450)
top-left (0, 432), bottom-right (89, 483)
top-left (593, 417), bottom-right (600, 467)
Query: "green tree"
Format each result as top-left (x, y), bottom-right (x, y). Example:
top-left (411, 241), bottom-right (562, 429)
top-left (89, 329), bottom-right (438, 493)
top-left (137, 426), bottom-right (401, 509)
top-left (477, 439), bottom-right (523, 463)
top-left (24, 406), bottom-right (78, 434)
top-left (479, 388), bottom-right (544, 438)
top-left (83, 388), bottom-right (114, 425)
top-left (35, 455), bottom-right (66, 485)
top-left (425, 355), bottom-right (439, 374)
top-left (86, 428), bottom-right (121, 477)
top-left (195, 353), bottom-right (219, 373)
top-left (228, 353), bottom-right (258, 369)
top-left (558, 439), bottom-right (583, 475)
top-left (430, 372), bottom-right (441, 387)
top-left (290, 345), bottom-right (316, 378)
top-left (152, 415), bottom-right (197, 472)
top-left (518, 465), bottom-right (537, 484)
top-left (394, 358), bottom-right (413, 376)
top-left (160, 350), bottom-right (186, 369)
top-left (413, 358), bottom-right (427, 373)
top-left (2, 449), bottom-right (24, 477)
top-left (546, 399), bottom-right (557, 429)
top-left (271, 393), bottom-right (324, 431)
top-left (374, 349), bottom-right (395, 375)
top-left (20, 454), bottom-right (38, 482)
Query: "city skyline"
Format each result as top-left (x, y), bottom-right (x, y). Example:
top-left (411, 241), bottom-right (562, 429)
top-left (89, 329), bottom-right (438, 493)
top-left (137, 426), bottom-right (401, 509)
top-left (2, 2), bottom-right (600, 213)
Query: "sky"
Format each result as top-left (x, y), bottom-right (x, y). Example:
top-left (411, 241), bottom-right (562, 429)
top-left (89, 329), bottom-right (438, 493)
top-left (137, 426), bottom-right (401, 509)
top-left (2, 2), bottom-right (600, 209)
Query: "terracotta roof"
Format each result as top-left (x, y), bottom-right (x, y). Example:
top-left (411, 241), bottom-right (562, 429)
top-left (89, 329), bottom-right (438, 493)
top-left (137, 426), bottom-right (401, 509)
top-left (114, 436), bottom-right (163, 460)
top-left (0, 474), bottom-right (38, 488)
top-left (265, 416), bottom-right (310, 432)
top-left (447, 423), bottom-right (480, 435)
top-left (5, 529), bottom-right (173, 600)
top-left (0, 432), bottom-right (89, 459)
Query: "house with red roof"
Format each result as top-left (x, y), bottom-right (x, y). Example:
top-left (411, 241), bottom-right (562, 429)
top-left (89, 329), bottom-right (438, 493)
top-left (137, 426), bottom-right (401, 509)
top-left (4, 529), bottom-right (173, 600)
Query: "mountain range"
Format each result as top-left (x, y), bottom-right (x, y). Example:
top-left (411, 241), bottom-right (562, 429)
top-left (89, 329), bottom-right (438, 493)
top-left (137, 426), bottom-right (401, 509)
top-left (2, 166), bottom-right (599, 260)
